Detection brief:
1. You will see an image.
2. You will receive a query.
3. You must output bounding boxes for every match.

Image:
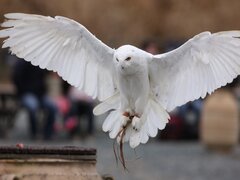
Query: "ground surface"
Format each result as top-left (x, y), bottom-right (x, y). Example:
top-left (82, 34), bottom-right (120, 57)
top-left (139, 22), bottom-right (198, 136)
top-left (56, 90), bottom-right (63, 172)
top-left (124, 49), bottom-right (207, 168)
top-left (1, 135), bottom-right (240, 180)
top-left (0, 112), bottom-right (240, 180)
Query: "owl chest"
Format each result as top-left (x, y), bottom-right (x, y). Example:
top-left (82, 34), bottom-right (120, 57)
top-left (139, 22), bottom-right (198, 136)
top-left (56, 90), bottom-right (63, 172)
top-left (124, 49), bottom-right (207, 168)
top-left (118, 72), bottom-right (149, 101)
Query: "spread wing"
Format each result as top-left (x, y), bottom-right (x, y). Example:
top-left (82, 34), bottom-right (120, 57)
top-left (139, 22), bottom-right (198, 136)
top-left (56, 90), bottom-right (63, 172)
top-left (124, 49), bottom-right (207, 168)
top-left (0, 13), bottom-right (116, 101)
top-left (149, 31), bottom-right (240, 111)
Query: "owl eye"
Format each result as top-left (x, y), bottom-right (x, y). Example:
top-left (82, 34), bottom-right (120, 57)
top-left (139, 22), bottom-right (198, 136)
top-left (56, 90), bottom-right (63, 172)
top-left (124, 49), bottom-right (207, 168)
top-left (116, 58), bottom-right (119, 62)
top-left (125, 57), bottom-right (131, 61)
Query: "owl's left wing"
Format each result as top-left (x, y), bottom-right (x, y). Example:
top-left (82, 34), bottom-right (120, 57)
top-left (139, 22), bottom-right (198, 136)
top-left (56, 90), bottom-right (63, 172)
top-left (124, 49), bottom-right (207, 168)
top-left (149, 31), bottom-right (240, 112)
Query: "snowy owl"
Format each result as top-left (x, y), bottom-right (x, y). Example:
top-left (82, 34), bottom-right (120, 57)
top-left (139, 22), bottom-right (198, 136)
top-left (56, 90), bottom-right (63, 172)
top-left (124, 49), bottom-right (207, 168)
top-left (1, 13), bottom-right (240, 149)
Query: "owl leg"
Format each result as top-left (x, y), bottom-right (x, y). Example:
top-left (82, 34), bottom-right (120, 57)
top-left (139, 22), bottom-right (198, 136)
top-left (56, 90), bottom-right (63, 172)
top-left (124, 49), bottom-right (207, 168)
top-left (132, 115), bottom-right (141, 131)
top-left (132, 96), bottom-right (147, 131)
top-left (120, 96), bottom-right (133, 128)
top-left (121, 111), bottom-right (131, 128)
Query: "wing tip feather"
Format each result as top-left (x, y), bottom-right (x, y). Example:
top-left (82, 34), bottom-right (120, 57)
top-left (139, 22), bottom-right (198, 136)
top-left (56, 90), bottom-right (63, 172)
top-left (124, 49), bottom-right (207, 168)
top-left (4, 13), bottom-right (25, 19)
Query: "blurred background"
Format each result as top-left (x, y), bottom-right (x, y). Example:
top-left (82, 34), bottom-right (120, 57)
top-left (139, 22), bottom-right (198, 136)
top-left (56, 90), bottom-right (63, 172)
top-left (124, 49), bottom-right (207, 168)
top-left (0, 0), bottom-right (240, 179)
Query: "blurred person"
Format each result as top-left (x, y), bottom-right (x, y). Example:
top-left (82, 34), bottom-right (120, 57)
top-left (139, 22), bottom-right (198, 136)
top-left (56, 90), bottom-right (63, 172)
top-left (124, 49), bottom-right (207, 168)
top-left (60, 81), bottom-right (95, 138)
top-left (178, 100), bottom-right (203, 140)
top-left (11, 55), bottom-right (57, 140)
top-left (141, 39), bottom-right (160, 55)
top-left (159, 109), bottom-right (184, 140)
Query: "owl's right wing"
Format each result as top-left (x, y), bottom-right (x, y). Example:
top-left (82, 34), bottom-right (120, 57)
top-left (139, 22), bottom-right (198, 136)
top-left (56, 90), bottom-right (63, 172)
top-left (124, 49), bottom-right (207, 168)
top-left (0, 13), bottom-right (117, 101)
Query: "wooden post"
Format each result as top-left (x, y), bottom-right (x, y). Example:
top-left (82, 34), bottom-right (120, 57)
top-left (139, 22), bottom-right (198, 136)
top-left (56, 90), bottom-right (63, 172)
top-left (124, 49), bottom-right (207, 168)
top-left (0, 145), bottom-right (102, 180)
top-left (201, 89), bottom-right (239, 152)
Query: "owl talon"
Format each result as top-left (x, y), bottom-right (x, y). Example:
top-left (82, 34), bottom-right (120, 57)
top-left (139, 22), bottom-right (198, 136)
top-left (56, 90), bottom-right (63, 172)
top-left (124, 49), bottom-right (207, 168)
top-left (133, 127), bottom-right (139, 131)
top-left (132, 116), bottom-right (141, 131)
top-left (121, 115), bottom-right (130, 128)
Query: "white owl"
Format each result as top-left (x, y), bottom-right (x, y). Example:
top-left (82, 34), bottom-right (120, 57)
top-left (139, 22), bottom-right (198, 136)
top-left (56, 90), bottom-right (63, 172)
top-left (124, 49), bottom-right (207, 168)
top-left (1, 13), bottom-right (240, 149)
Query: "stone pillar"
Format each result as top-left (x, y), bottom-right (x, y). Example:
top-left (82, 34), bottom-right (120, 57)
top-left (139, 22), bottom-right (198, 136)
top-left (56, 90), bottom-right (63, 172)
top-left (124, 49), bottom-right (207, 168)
top-left (201, 89), bottom-right (239, 152)
top-left (0, 145), bottom-right (102, 180)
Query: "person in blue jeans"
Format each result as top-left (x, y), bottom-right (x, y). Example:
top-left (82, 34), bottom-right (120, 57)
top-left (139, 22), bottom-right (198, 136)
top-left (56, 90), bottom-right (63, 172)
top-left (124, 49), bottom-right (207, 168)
top-left (12, 57), bottom-right (57, 140)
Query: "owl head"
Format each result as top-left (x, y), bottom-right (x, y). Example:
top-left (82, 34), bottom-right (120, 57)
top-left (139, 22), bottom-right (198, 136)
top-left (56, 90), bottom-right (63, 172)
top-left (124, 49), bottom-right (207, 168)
top-left (113, 45), bottom-right (151, 75)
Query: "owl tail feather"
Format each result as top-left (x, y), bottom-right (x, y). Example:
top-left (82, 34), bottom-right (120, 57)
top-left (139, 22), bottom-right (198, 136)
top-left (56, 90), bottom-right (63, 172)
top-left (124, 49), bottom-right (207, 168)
top-left (100, 96), bottom-right (170, 169)
top-left (93, 93), bottom-right (120, 116)
top-left (102, 97), bottom-right (170, 148)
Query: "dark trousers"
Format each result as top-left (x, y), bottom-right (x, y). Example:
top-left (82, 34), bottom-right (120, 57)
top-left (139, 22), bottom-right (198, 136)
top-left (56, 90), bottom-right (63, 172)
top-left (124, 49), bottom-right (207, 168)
top-left (67, 100), bottom-right (94, 135)
top-left (21, 93), bottom-right (57, 139)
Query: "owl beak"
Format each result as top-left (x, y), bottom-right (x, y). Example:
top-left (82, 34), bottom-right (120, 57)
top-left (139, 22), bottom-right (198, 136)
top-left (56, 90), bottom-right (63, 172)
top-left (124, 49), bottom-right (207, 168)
top-left (121, 65), bottom-right (125, 70)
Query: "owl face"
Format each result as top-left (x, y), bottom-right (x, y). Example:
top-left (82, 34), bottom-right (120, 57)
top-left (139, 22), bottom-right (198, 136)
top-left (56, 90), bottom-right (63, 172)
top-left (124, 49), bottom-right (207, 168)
top-left (114, 45), bottom-right (146, 75)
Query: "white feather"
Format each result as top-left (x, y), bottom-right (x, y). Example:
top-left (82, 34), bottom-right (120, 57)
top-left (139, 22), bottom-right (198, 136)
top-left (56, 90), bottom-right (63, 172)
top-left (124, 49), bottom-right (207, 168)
top-left (129, 131), bottom-right (141, 148)
top-left (93, 93), bottom-right (120, 115)
top-left (0, 13), bottom-right (116, 101)
top-left (109, 112), bottom-right (122, 139)
top-left (151, 31), bottom-right (240, 112)
top-left (102, 110), bottom-right (119, 132)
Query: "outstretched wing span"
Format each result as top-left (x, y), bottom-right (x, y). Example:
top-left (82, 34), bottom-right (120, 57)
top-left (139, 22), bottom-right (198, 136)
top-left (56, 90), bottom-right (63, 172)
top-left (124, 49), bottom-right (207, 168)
top-left (149, 31), bottom-right (240, 111)
top-left (0, 13), bottom-right (116, 101)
